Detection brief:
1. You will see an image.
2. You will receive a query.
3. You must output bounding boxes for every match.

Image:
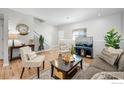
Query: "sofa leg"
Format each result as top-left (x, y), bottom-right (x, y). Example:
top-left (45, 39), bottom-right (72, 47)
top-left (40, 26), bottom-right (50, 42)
top-left (37, 67), bottom-right (40, 78)
top-left (20, 67), bottom-right (25, 79)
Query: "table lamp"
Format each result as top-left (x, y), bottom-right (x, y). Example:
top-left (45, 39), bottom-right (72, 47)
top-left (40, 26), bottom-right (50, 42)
top-left (9, 34), bottom-right (17, 46)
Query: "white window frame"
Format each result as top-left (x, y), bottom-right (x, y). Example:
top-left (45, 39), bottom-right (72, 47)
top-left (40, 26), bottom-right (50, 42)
top-left (72, 28), bottom-right (87, 40)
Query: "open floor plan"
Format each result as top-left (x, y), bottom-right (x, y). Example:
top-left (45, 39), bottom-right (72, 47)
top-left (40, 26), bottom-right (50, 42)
top-left (0, 8), bottom-right (124, 79)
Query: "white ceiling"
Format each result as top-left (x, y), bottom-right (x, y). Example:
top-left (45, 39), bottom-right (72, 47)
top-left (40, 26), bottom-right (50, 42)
top-left (10, 8), bottom-right (124, 26)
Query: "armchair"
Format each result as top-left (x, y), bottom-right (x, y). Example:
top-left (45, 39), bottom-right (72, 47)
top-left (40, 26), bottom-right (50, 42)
top-left (59, 44), bottom-right (70, 56)
top-left (20, 46), bottom-right (45, 79)
top-left (58, 39), bottom-right (74, 56)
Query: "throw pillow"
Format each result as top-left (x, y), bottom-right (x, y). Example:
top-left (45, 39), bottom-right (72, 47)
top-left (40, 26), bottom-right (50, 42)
top-left (118, 52), bottom-right (124, 71)
top-left (27, 52), bottom-right (37, 60)
top-left (106, 47), bottom-right (123, 54)
top-left (98, 49), bottom-right (119, 66)
top-left (103, 47), bottom-right (123, 66)
top-left (92, 72), bottom-right (119, 79)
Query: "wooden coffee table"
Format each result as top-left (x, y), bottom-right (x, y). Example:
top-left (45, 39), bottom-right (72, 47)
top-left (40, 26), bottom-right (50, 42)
top-left (50, 54), bottom-right (82, 79)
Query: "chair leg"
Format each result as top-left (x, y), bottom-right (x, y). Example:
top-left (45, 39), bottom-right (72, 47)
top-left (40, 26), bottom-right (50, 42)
top-left (37, 67), bottom-right (40, 79)
top-left (43, 61), bottom-right (45, 70)
top-left (20, 67), bottom-right (25, 79)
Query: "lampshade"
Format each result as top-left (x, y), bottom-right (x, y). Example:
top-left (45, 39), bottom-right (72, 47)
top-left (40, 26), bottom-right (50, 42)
top-left (9, 34), bottom-right (17, 40)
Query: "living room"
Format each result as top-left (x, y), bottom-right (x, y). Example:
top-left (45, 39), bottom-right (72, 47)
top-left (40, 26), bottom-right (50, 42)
top-left (0, 8), bottom-right (124, 80)
top-left (1, 0), bottom-right (124, 92)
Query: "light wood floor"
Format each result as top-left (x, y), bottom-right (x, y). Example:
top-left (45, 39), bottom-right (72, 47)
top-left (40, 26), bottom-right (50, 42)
top-left (0, 49), bottom-right (93, 79)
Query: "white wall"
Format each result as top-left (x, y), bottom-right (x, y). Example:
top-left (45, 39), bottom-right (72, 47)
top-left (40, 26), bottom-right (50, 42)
top-left (0, 19), bottom-right (4, 59)
top-left (0, 9), bottom-right (33, 33)
top-left (0, 8), bottom-right (35, 44)
top-left (57, 13), bottom-right (122, 57)
top-left (5, 8), bottom-right (58, 48)
top-left (0, 8), bottom-right (58, 47)
top-left (7, 9), bottom-right (35, 44)
top-left (0, 9), bottom-right (35, 60)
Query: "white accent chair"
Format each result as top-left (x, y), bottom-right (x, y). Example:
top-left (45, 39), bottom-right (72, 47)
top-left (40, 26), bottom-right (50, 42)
top-left (58, 39), bottom-right (74, 56)
top-left (20, 46), bottom-right (45, 79)
top-left (59, 44), bottom-right (70, 56)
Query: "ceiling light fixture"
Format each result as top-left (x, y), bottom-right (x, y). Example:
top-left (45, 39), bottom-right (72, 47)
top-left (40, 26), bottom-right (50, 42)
top-left (98, 8), bottom-right (103, 17)
top-left (66, 16), bottom-right (70, 20)
top-left (98, 12), bottom-right (101, 16)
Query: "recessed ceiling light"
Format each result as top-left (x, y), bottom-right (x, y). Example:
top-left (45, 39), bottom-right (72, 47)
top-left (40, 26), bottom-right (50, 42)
top-left (66, 17), bottom-right (70, 19)
top-left (98, 12), bottom-right (101, 16)
top-left (98, 8), bottom-right (102, 17)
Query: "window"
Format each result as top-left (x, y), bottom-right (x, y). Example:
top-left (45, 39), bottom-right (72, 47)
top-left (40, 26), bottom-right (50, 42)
top-left (72, 28), bottom-right (87, 40)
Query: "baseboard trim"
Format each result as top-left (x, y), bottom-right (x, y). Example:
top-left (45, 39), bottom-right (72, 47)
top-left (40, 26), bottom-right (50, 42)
top-left (51, 45), bottom-right (58, 48)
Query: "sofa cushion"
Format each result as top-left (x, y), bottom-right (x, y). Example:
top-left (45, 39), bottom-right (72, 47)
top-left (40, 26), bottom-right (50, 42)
top-left (98, 48), bottom-right (120, 66)
top-left (118, 52), bottom-right (124, 71)
top-left (76, 66), bottom-right (103, 79)
top-left (91, 56), bottom-right (117, 71)
top-left (104, 47), bottom-right (123, 64)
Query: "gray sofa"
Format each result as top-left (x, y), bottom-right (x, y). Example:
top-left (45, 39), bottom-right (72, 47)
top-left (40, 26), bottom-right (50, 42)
top-left (75, 52), bottom-right (124, 79)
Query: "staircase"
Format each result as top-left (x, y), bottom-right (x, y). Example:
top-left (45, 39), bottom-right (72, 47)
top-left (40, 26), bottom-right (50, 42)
top-left (33, 30), bottom-right (50, 51)
top-left (32, 17), bottom-right (50, 51)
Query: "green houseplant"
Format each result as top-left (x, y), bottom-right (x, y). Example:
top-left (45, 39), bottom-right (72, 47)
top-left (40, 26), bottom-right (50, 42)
top-left (70, 45), bottom-right (76, 55)
top-left (39, 35), bottom-right (44, 50)
top-left (104, 28), bottom-right (121, 49)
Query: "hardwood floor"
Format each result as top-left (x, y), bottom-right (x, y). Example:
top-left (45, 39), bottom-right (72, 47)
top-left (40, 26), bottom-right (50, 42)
top-left (0, 49), bottom-right (93, 79)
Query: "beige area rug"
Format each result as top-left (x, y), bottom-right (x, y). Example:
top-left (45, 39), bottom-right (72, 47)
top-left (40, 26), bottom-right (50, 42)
top-left (31, 62), bottom-right (90, 79)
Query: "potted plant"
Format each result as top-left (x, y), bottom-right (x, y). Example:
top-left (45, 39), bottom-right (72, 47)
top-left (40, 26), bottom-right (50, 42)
top-left (70, 45), bottom-right (76, 55)
top-left (39, 35), bottom-right (44, 50)
top-left (104, 28), bottom-right (121, 49)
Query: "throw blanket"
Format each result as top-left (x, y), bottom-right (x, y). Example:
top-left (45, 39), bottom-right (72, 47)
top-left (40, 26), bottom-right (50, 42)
top-left (91, 72), bottom-right (124, 79)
